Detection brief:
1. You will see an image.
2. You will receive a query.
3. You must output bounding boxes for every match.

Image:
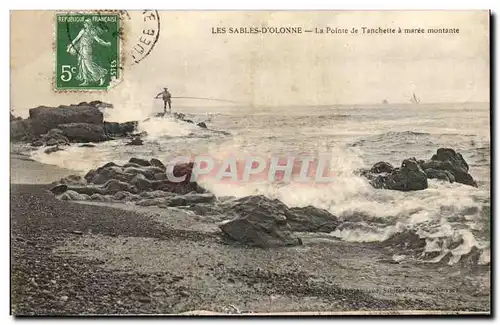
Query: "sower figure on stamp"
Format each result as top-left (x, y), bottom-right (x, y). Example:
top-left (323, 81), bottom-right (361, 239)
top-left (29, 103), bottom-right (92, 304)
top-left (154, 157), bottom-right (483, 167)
top-left (67, 19), bottom-right (111, 86)
top-left (155, 87), bottom-right (172, 114)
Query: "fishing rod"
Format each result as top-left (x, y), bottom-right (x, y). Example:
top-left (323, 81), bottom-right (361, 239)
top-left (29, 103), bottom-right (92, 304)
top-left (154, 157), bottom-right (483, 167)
top-left (155, 96), bottom-right (243, 104)
top-left (172, 96), bottom-right (241, 104)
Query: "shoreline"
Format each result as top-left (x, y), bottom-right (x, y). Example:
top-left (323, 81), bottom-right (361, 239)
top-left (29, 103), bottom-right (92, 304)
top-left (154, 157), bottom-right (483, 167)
top-left (10, 149), bottom-right (77, 185)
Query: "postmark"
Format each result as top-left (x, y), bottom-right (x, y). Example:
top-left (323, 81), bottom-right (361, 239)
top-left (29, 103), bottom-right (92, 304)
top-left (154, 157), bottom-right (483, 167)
top-left (55, 12), bottom-right (121, 91)
top-left (119, 10), bottom-right (161, 65)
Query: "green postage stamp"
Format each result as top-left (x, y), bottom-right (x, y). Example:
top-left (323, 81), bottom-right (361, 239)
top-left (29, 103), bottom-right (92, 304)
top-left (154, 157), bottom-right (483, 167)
top-left (55, 12), bottom-right (121, 91)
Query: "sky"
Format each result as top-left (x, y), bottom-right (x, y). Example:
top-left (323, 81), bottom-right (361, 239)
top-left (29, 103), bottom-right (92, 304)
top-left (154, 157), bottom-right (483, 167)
top-left (10, 10), bottom-right (489, 114)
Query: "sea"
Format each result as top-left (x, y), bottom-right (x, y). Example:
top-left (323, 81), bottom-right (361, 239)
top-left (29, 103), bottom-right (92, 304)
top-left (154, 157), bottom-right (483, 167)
top-left (29, 102), bottom-right (491, 266)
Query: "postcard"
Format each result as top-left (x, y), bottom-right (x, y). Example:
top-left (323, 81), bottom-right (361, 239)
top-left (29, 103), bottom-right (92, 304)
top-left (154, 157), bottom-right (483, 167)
top-left (10, 10), bottom-right (490, 316)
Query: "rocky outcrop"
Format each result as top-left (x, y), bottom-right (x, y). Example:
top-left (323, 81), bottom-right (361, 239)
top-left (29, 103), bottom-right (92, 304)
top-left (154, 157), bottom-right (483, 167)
top-left (13, 101), bottom-right (229, 145)
top-left (104, 121), bottom-right (137, 136)
top-left (421, 148), bottom-right (477, 187)
top-left (424, 168), bottom-right (455, 183)
top-left (57, 123), bottom-right (108, 142)
top-left (169, 111), bottom-right (211, 129)
top-left (125, 137), bottom-right (143, 146)
top-left (362, 148), bottom-right (477, 191)
top-left (370, 161), bottom-right (394, 174)
top-left (150, 158), bottom-right (166, 171)
top-left (285, 206), bottom-right (339, 233)
top-left (76, 100), bottom-right (113, 109)
top-left (219, 195), bottom-right (340, 247)
top-left (29, 104), bottom-right (103, 135)
top-left (50, 157), bottom-right (341, 249)
top-left (44, 145), bottom-right (64, 155)
top-left (367, 158), bottom-right (428, 191)
top-left (10, 112), bottom-right (22, 121)
top-left (51, 157), bottom-right (207, 200)
top-left (12, 102), bottom-right (139, 144)
top-left (42, 128), bottom-right (70, 146)
top-left (219, 195), bottom-right (301, 248)
top-left (11, 119), bottom-right (33, 141)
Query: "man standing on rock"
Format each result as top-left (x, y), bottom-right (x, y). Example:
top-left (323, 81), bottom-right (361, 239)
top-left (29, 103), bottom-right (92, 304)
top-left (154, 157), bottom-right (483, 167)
top-left (155, 87), bottom-right (172, 114)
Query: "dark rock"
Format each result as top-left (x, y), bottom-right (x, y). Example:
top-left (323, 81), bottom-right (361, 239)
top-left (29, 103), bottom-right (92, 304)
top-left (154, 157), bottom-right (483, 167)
top-left (173, 112), bottom-right (186, 120)
top-left (370, 161), bottom-right (394, 174)
top-left (123, 163), bottom-right (142, 169)
top-left (50, 184), bottom-right (68, 195)
top-left (431, 148), bottom-right (469, 172)
top-left (155, 178), bottom-right (206, 195)
top-left (102, 162), bottom-right (118, 169)
top-left (113, 191), bottom-right (140, 201)
top-left (29, 104), bottom-right (103, 135)
top-left (285, 206), bottom-right (339, 232)
top-left (363, 148), bottom-right (476, 189)
top-left (104, 121), bottom-right (137, 136)
top-left (370, 158), bottom-right (428, 191)
top-left (102, 179), bottom-right (137, 195)
top-left (129, 157), bottom-right (151, 167)
top-left (84, 169), bottom-right (98, 183)
top-left (150, 158), bottom-right (166, 171)
top-left (46, 128), bottom-right (64, 137)
top-left (124, 166), bottom-right (163, 180)
top-left (154, 173), bottom-right (167, 180)
top-left (219, 195), bottom-right (301, 248)
top-left (173, 162), bottom-right (195, 183)
top-left (424, 168), bottom-right (455, 183)
top-left (197, 122), bottom-right (207, 129)
top-left (44, 145), bottom-right (64, 155)
top-left (142, 162), bottom-right (207, 195)
top-left (45, 137), bottom-right (68, 146)
top-left (11, 119), bottom-right (33, 141)
top-left (421, 148), bottom-right (477, 187)
top-left (79, 143), bottom-right (96, 148)
top-left (130, 174), bottom-right (153, 192)
top-left (184, 119), bottom-right (194, 124)
top-left (125, 137), bottom-right (143, 146)
top-left (43, 128), bottom-right (70, 146)
top-left (53, 159), bottom-right (207, 203)
top-left (91, 167), bottom-right (117, 185)
top-left (65, 179), bottom-right (136, 196)
top-left (31, 140), bottom-right (44, 147)
top-left (58, 123), bottom-right (108, 142)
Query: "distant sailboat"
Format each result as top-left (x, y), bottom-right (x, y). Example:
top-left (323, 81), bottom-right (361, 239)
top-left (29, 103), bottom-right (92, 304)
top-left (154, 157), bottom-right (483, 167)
top-left (410, 92), bottom-right (420, 104)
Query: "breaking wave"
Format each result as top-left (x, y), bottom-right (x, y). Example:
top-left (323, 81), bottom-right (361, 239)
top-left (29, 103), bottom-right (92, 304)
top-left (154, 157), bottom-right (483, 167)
top-left (26, 104), bottom-right (490, 266)
top-left (200, 144), bottom-right (490, 266)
